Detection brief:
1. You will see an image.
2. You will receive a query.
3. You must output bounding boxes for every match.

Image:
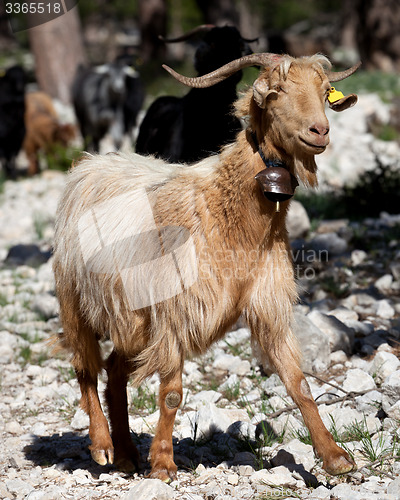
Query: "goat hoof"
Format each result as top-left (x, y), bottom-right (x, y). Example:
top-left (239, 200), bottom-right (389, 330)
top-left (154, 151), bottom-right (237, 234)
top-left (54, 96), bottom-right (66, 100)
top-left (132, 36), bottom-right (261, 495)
top-left (148, 467), bottom-right (177, 483)
top-left (91, 447), bottom-right (114, 466)
top-left (115, 457), bottom-right (138, 473)
top-left (323, 452), bottom-right (356, 476)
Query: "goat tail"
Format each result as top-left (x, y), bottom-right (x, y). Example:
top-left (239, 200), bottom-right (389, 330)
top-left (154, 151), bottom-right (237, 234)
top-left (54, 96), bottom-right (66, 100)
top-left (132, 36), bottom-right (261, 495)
top-left (131, 331), bottom-right (184, 386)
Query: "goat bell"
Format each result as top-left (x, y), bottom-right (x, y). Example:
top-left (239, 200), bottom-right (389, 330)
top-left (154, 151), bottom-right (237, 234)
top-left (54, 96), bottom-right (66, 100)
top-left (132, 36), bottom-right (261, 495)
top-left (255, 167), bottom-right (299, 211)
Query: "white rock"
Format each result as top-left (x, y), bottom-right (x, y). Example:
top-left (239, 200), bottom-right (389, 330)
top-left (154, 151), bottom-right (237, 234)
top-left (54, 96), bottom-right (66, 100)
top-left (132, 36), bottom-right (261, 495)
top-left (293, 311), bottom-right (330, 372)
top-left (375, 299), bottom-right (395, 319)
top-left (320, 406), bottom-right (380, 435)
top-left (342, 368), bottom-right (376, 393)
top-left (271, 439), bottom-right (315, 471)
top-left (309, 485), bottom-right (331, 498)
top-left (123, 479), bottom-right (176, 500)
top-left (212, 353), bottom-right (250, 376)
top-left (307, 310), bottom-right (354, 353)
top-left (219, 374), bottom-right (239, 392)
top-left (369, 351), bottom-right (400, 384)
top-left (32, 293), bottom-right (59, 320)
top-left (5, 421), bottom-right (23, 435)
top-left (287, 200), bottom-right (311, 239)
top-left (382, 371), bottom-right (400, 419)
top-left (387, 477), bottom-right (400, 497)
top-left (328, 306), bottom-right (358, 325)
top-left (71, 407), bottom-right (90, 430)
top-left (351, 249), bottom-right (368, 266)
top-left (355, 390), bottom-right (382, 413)
top-left (6, 479), bottom-right (34, 497)
top-left (374, 274), bottom-right (393, 292)
top-left (188, 390), bottom-right (222, 408)
top-left (250, 466), bottom-right (296, 487)
top-left (330, 483), bottom-right (364, 500)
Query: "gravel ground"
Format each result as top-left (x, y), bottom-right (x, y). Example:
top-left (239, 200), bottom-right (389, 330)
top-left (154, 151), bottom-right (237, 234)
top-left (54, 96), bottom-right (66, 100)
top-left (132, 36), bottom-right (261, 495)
top-left (1, 134), bottom-right (400, 498)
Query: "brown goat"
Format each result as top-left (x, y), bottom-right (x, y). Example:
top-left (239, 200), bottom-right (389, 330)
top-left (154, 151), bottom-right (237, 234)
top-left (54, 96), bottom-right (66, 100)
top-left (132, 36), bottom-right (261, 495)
top-left (23, 91), bottom-right (76, 176)
top-left (52, 54), bottom-right (360, 481)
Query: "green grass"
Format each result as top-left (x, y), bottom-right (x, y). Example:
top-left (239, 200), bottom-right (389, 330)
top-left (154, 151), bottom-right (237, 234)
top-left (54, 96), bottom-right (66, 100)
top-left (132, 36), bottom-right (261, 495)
top-left (129, 385), bottom-right (158, 415)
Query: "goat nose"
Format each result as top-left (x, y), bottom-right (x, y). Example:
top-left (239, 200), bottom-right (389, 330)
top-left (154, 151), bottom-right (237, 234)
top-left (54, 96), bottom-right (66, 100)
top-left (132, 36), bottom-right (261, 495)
top-left (309, 123), bottom-right (329, 136)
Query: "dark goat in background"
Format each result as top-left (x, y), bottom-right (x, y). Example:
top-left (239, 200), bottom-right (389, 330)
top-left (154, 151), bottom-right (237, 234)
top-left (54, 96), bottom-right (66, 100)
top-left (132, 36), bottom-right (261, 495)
top-left (0, 66), bottom-right (26, 179)
top-left (135, 25), bottom-right (255, 163)
top-left (72, 59), bottom-right (144, 152)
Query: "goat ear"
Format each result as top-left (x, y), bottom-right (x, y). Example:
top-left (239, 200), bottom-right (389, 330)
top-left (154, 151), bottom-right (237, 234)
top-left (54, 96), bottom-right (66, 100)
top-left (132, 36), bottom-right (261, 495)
top-left (253, 79), bottom-right (278, 109)
top-left (329, 93), bottom-right (358, 112)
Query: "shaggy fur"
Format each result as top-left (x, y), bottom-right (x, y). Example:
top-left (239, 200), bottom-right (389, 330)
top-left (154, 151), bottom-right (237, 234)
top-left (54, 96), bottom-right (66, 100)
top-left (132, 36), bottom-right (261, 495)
top-left (53, 54), bottom-right (358, 481)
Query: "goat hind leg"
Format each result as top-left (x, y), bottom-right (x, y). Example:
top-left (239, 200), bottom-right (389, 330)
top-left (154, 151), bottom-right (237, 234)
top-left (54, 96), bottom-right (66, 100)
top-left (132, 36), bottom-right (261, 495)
top-left (149, 366), bottom-right (183, 482)
top-left (260, 333), bottom-right (356, 475)
top-left (105, 350), bottom-right (140, 472)
top-left (66, 316), bottom-right (113, 466)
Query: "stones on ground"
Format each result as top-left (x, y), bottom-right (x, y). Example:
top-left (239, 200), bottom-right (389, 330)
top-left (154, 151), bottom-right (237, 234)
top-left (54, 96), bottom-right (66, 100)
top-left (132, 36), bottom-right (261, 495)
top-left (307, 309), bottom-right (355, 353)
top-left (292, 310), bottom-right (330, 372)
top-left (124, 479), bottom-right (176, 500)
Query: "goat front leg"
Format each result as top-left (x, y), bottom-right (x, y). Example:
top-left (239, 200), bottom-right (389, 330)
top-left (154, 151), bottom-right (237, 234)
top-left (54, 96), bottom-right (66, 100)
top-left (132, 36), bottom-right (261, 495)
top-left (257, 330), bottom-right (356, 475)
top-left (149, 366), bottom-right (183, 482)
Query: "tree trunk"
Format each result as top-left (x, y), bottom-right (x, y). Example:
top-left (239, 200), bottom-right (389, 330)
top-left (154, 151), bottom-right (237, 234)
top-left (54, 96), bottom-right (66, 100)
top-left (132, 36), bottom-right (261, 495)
top-left (28, 6), bottom-right (86, 104)
top-left (138, 0), bottom-right (167, 63)
top-left (341, 0), bottom-right (400, 71)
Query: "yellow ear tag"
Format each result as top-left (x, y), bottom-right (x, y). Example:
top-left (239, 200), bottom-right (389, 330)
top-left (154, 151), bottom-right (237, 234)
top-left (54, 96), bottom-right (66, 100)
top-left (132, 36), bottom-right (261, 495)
top-left (328, 87), bottom-right (345, 103)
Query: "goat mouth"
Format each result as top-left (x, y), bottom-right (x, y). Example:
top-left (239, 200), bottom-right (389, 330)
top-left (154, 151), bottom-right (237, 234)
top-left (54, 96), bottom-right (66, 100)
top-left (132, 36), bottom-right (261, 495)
top-left (299, 137), bottom-right (327, 152)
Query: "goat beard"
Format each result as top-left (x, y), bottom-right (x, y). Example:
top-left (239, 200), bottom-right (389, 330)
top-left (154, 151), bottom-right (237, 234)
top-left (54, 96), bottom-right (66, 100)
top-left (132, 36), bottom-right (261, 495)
top-left (293, 154), bottom-right (318, 188)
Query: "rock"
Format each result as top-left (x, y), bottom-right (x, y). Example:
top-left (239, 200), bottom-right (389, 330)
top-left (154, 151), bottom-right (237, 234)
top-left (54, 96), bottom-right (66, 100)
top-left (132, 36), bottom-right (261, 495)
top-left (307, 310), bottom-right (354, 354)
top-left (329, 483), bottom-right (364, 500)
top-left (369, 351), bottom-right (400, 384)
top-left (342, 368), bottom-right (376, 393)
top-left (293, 311), bottom-right (330, 372)
top-left (70, 407), bottom-right (90, 430)
top-left (213, 353), bottom-right (251, 376)
top-left (250, 466), bottom-right (297, 487)
top-left (4, 244), bottom-right (52, 267)
top-left (387, 477), bottom-right (400, 497)
top-left (5, 479), bottom-right (34, 497)
top-left (351, 249), bottom-right (368, 266)
top-left (310, 232), bottom-right (348, 256)
top-left (123, 479), bottom-right (176, 500)
top-left (5, 421), bottom-right (23, 435)
top-left (375, 299), bottom-right (395, 319)
top-left (327, 306), bottom-right (358, 325)
top-left (382, 371), bottom-right (400, 419)
top-left (309, 485), bottom-right (331, 498)
top-left (355, 390), bottom-right (382, 413)
top-left (270, 439), bottom-right (315, 471)
top-left (374, 274), bottom-right (393, 292)
top-left (32, 292), bottom-right (59, 320)
top-left (287, 200), bottom-right (311, 239)
top-left (320, 405), bottom-right (380, 435)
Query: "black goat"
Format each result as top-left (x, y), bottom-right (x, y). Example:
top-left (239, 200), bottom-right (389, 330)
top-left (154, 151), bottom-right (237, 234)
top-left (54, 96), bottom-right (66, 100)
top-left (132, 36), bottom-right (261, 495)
top-left (135, 25), bottom-right (255, 163)
top-left (0, 65), bottom-right (26, 179)
top-left (72, 59), bottom-right (144, 152)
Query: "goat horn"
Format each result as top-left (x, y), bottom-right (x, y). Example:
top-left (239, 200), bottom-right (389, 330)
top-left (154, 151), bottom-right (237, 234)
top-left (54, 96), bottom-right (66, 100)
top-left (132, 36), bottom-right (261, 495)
top-left (159, 24), bottom-right (215, 43)
top-left (162, 53), bottom-right (281, 88)
top-left (241, 36), bottom-right (259, 43)
top-left (326, 62), bottom-right (362, 82)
